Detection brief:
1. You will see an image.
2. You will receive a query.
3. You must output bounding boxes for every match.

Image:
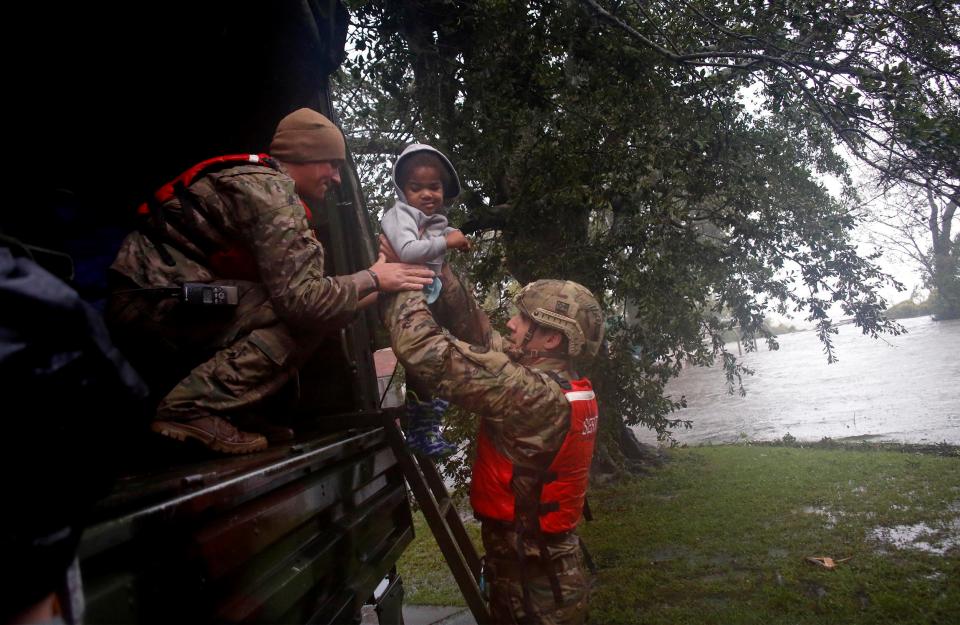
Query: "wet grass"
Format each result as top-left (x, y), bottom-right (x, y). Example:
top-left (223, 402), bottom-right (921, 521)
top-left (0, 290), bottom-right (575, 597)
top-left (397, 445), bottom-right (960, 624)
top-left (397, 508), bottom-right (482, 606)
top-left (585, 445), bottom-right (960, 624)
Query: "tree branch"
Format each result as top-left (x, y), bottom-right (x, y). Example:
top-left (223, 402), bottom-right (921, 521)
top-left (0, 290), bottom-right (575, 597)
top-left (347, 137), bottom-right (408, 156)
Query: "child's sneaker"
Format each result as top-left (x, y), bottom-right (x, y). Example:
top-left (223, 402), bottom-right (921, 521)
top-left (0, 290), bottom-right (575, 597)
top-left (408, 427), bottom-right (457, 458)
top-left (430, 397), bottom-right (451, 417)
top-left (404, 398), bottom-right (456, 457)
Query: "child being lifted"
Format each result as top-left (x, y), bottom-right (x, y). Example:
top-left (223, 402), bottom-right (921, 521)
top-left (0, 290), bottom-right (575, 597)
top-left (380, 144), bottom-right (471, 457)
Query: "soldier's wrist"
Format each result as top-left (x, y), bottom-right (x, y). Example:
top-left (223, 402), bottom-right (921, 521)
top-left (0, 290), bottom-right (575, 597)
top-left (351, 268), bottom-right (378, 299)
top-left (366, 268), bottom-right (381, 292)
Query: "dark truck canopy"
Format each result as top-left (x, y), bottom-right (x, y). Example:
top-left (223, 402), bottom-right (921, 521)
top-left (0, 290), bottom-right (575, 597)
top-left (8, 0), bottom-right (378, 306)
top-left (14, 0), bottom-right (347, 211)
top-left (6, 3), bottom-right (412, 623)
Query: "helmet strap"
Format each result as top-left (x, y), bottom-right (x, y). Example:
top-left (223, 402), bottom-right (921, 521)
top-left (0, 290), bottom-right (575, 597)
top-left (519, 321), bottom-right (569, 361)
top-left (520, 326), bottom-right (536, 350)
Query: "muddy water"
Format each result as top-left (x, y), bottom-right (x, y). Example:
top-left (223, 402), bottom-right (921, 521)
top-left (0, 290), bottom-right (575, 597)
top-left (632, 315), bottom-right (960, 445)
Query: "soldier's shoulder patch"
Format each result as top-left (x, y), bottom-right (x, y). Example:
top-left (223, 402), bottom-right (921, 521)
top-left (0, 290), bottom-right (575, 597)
top-left (469, 345), bottom-right (490, 354)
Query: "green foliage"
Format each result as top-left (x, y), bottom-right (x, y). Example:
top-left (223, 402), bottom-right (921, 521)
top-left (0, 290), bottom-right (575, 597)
top-left (435, 402), bottom-right (480, 496)
top-left (581, 0), bottom-right (960, 320)
top-left (721, 320), bottom-right (799, 344)
top-left (397, 506), bottom-right (482, 606)
top-left (580, 0), bottom-right (960, 194)
top-left (336, 1), bottom-right (910, 463)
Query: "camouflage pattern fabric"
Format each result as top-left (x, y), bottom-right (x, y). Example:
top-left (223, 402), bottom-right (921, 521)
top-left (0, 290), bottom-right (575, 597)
top-left (483, 524), bottom-right (589, 625)
top-left (383, 291), bottom-right (571, 468)
top-left (383, 290), bottom-right (591, 623)
top-left (404, 262), bottom-right (492, 399)
top-left (108, 163), bottom-right (355, 420)
top-left (432, 263), bottom-right (492, 347)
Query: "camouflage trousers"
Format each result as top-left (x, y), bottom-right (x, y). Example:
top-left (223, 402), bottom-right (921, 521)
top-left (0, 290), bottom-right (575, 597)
top-left (434, 263), bottom-right (491, 347)
top-left (107, 279), bottom-right (326, 422)
top-left (481, 523), bottom-right (590, 625)
top-left (406, 263), bottom-right (492, 399)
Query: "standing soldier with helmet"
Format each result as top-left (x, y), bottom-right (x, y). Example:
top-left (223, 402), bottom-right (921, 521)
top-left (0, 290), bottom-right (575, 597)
top-left (383, 279), bottom-right (605, 624)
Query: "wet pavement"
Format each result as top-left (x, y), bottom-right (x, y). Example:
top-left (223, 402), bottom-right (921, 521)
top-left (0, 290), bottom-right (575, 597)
top-left (401, 606), bottom-right (476, 625)
top-left (361, 604), bottom-right (475, 625)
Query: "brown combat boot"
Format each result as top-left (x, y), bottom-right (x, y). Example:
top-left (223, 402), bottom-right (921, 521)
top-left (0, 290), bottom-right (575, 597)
top-left (233, 413), bottom-right (295, 444)
top-left (150, 416), bottom-right (268, 454)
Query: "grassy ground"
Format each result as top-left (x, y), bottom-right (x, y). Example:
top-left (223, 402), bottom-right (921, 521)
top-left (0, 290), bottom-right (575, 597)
top-left (397, 444), bottom-right (960, 624)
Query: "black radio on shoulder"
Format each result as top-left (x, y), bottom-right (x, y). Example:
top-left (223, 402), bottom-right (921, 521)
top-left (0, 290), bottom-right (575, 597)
top-left (181, 283), bottom-right (239, 306)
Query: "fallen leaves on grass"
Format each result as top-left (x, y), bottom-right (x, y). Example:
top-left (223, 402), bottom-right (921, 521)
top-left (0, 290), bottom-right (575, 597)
top-left (805, 555), bottom-right (854, 569)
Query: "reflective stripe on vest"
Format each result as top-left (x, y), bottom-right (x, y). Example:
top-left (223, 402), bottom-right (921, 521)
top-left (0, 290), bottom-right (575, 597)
top-left (470, 377), bottom-right (598, 534)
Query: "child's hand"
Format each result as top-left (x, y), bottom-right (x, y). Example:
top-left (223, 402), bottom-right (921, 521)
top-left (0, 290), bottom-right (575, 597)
top-left (446, 229), bottom-right (471, 250)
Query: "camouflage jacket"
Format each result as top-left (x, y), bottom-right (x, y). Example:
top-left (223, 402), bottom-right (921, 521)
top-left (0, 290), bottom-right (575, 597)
top-left (384, 291), bottom-right (573, 472)
top-left (110, 163), bottom-right (361, 330)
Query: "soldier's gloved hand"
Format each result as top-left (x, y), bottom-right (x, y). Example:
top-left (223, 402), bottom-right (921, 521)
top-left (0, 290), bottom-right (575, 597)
top-left (370, 253), bottom-right (435, 292)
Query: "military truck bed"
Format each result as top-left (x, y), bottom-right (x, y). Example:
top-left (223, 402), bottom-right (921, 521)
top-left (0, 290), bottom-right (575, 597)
top-left (79, 421), bottom-right (411, 624)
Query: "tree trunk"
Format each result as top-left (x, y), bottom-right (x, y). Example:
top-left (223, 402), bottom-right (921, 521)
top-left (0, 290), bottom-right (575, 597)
top-left (928, 189), bottom-right (959, 320)
top-left (590, 413), bottom-right (666, 485)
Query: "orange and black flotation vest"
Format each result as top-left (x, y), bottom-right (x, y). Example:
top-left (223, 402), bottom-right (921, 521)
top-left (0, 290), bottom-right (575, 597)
top-left (470, 376), bottom-right (599, 534)
top-left (137, 154), bottom-right (310, 280)
top-left (136, 154), bottom-right (276, 219)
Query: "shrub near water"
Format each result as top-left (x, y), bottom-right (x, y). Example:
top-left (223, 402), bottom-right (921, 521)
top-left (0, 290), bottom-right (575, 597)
top-left (885, 297), bottom-right (935, 320)
top-left (398, 445), bottom-right (960, 625)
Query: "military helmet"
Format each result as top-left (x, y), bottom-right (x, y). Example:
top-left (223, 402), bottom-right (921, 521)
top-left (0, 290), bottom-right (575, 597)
top-left (515, 279), bottom-right (605, 358)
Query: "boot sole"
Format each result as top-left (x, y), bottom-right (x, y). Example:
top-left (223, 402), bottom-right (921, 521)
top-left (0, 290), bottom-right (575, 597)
top-left (150, 421), bottom-right (268, 455)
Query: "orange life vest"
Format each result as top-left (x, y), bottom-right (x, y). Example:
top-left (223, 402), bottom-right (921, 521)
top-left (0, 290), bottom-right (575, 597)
top-left (136, 154), bottom-right (276, 218)
top-left (470, 376), bottom-right (598, 534)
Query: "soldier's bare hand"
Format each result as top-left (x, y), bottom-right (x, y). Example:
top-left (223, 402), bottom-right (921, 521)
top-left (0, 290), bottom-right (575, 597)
top-left (370, 256), bottom-right (435, 292)
top-left (379, 235), bottom-right (401, 263)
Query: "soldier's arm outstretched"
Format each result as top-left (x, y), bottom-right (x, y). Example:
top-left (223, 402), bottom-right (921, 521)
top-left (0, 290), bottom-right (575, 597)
top-left (221, 174), bottom-right (432, 331)
top-left (383, 291), bottom-right (569, 468)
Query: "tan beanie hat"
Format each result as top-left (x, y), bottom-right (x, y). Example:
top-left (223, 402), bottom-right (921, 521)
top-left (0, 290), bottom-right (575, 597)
top-left (270, 108), bottom-right (346, 162)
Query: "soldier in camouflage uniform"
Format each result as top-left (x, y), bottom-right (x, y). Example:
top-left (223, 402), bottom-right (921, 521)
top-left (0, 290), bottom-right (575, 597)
top-left (108, 108), bottom-right (435, 454)
top-left (383, 280), bottom-right (604, 624)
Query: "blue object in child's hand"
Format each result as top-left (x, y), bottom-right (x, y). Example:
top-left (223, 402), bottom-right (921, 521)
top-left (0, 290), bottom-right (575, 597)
top-left (424, 276), bottom-right (443, 304)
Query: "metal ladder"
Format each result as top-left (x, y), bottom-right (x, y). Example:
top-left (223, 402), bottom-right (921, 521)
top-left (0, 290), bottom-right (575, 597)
top-left (383, 416), bottom-right (491, 624)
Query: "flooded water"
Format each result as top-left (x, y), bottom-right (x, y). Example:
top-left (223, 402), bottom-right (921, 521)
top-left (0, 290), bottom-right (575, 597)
top-left (870, 520), bottom-right (960, 555)
top-left (632, 315), bottom-right (960, 445)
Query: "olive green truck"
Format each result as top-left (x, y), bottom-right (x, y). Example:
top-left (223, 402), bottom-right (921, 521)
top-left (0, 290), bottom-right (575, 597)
top-left (22, 1), bottom-right (416, 622)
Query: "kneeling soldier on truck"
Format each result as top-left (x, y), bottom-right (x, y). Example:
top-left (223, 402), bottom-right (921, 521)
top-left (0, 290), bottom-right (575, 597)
top-left (108, 108), bottom-right (434, 454)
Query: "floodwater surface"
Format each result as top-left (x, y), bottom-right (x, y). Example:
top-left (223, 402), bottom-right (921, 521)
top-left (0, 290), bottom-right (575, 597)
top-left (632, 316), bottom-right (960, 445)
